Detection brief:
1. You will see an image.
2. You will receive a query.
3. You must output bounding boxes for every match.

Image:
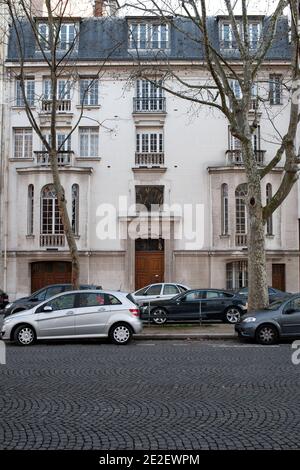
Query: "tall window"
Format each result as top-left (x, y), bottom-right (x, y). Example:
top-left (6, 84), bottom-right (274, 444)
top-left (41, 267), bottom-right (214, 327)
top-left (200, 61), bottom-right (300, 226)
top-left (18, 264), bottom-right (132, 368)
top-left (230, 79), bottom-right (242, 99)
top-left (79, 127), bottom-right (99, 157)
top-left (38, 23), bottom-right (77, 51)
top-left (135, 79), bottom-right (164, 111)
top-left (266, 183), bottom-right (273, 236)
top-left (269, 74), bottom-right (282, 105)
top-left (14, 128), bottom-right (32, 159)
top-left (221, 184), bottom-right (229, 235)
top-left (80, 78), bottom-right (99, 106)
top-left (43, 79), bottom-right (71, 100)
top-left (129, 22), bottom-right (169, 49)
top-left (235, 184), bottom-right (247, 244)
top-left (220, 23), bottom-right (237, 49)
top-left (41, 185), bottom-right (63, 235)
top-left (42, 133), bottom-right (71, 152)
top-left (248, 22), bottom-right (262, 49)
top-left (226, 261), bottom-right (248, 289)
top-left (136, 132), bottom-right (163, 154)
top-left (72, 184), bottom-right (79, 236)
top-left (16, 78), bottom-right (35, 107)
top-left (27, 185), bottom-right (34, 236)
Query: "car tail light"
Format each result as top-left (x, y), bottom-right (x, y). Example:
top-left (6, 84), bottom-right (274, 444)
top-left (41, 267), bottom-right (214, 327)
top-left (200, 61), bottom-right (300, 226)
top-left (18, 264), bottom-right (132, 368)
top-left (129, 308), bottom-right (140, 317)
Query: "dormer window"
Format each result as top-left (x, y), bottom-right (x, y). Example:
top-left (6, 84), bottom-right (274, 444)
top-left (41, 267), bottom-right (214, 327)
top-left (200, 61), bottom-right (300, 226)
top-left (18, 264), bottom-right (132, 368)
top-left (37, 22), bottom-right (78, 51)
top-left (128, 22), bottom-right (169, 50)
top-left (220, 19), bottom-right (262, 50)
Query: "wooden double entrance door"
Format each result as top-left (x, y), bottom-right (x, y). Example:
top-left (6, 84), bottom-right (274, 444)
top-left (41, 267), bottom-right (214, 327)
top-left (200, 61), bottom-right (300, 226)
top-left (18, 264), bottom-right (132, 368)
top-left (31, 261), bottom-right (72, 293)
top-left (135, 239), bottom-right (164, 290)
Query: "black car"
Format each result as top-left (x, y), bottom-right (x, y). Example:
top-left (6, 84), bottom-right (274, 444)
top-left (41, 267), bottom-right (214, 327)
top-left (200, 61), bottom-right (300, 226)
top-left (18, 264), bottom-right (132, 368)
top-left (235, 286), bottom-right (290, 304)
top-left (0, 289), bottom-right (9, 309)
top-left (140, 288), bottom-right (248, 325)
top-left (2, 283), bottom-right (102, 318)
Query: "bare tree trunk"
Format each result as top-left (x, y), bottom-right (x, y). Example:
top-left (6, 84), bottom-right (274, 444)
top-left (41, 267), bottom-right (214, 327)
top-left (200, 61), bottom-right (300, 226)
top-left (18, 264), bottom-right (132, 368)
top-left (49, 150), bottom-right (80, 289)
top-left (244, 141), bottom-right (269, 311)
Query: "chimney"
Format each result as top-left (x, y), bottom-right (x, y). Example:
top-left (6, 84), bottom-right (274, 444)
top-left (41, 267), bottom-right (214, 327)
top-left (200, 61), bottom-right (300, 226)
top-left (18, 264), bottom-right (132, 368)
top-left (94, 0), bottom-right (104, 17)
top-left (94, 0), bottom-right (119, 17)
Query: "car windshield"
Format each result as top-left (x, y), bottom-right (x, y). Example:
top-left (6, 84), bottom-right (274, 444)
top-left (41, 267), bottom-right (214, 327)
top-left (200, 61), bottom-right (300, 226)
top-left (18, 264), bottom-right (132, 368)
top-left (265, 299), bottom-right (285, 310)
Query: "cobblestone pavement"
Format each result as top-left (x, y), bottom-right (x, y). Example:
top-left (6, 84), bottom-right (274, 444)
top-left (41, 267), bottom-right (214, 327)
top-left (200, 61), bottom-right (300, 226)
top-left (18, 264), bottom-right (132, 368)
top-left (0, 339), bottom-right (300, 450)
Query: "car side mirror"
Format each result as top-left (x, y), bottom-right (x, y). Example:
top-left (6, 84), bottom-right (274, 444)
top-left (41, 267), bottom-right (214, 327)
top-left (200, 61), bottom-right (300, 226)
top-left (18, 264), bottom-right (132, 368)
top-left (43, 305), bottom-right (53, 312)
top-left (285, 308), bottom-right (296, 315)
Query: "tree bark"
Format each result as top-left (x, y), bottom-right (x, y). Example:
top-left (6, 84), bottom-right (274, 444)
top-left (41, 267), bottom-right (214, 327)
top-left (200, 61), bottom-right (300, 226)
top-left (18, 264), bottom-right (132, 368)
top-left (243, 141), bottom-right (269, 311)
top-left (49, 150), bottom-right (80, 289)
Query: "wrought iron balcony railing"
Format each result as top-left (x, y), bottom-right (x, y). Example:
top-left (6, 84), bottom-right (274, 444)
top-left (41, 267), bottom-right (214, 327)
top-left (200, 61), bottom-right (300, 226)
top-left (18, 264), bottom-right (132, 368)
top-left (226, 149), bottom-right (266, 166)
top-left (135, 152), bottom-right (165, 167)
top-left (40, 234), bottom-right (65, 247)
top-left (235, 234), bottom-right (247, 247)
top-left (133, 97), bottom-right (166, 113)
top-left (34, 151), bottom-right (73, 166)
top-left (41, 99), bottom-right (72, 113)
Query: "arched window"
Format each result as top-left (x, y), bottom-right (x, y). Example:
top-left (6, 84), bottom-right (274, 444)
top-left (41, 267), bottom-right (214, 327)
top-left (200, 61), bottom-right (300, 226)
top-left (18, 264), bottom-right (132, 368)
top-left (41, 185), bottom-right (63, 235)
top-left (235, 184), bottom-right (247, 246)
top-left (226, 261), bottom-right (248, 290)
top-left (266, 183), bottom-right (273, 235)
top-left (72, 184), bottom-right (79, 235)
top-left (221, 183), bottom-right (229, 235)
top-left (27, 184), bottom-right (34, 235)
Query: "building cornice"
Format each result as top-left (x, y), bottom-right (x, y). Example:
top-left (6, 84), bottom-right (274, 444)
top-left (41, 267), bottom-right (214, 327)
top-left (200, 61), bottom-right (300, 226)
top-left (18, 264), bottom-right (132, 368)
top-left (16, 166), bottom-right (93, 175)
top-left (207, 166), bottom-right (285, 174)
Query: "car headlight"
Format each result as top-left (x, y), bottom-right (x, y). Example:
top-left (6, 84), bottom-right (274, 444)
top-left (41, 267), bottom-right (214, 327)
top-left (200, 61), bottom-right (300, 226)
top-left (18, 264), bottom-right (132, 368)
top-left (4, 303), bottom-right (12, 309)
top-left (244, 317), bottom-right (256, 323)
top-left (3, 317), bottom-right (12, 324)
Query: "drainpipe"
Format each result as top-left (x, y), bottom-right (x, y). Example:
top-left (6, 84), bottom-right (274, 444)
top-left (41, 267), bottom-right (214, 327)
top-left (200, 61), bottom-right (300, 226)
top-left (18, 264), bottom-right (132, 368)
top-left (208, 171), bottom-right (213, 288)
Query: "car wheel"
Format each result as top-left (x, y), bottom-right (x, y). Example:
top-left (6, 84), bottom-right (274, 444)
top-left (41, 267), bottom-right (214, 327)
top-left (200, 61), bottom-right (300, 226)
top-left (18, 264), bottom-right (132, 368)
top-left (224, 307), bottom-right (241, 324)
top-left (109, 323), bottom-right (133, 345)
top-left (14, 325), bottom-right (35, 346)
top-left (255, 324), bottom-right (278, 345)
top-left (151, 308), bottom-right (167, 325)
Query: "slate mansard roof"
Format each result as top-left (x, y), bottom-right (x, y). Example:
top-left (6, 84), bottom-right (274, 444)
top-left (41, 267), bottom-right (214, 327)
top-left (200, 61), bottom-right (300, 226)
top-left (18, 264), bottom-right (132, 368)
top-left (7, 15), bottom-right (292, 63)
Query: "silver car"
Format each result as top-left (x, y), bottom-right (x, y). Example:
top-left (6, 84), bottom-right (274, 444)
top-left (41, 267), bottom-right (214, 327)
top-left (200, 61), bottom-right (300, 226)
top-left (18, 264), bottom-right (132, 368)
top-left (1, 290), bottom-right (142, 346)
top-left (132, 283), bottom-right (190, 306)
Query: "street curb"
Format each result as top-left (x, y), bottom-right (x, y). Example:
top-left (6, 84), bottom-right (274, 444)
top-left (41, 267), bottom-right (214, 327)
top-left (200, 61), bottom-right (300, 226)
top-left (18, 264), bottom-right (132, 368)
top-left (134, 333), bottom-right (236, 341)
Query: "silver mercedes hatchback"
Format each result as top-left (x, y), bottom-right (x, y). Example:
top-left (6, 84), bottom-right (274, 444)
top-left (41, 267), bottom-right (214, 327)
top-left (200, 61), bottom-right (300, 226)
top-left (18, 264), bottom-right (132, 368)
top-left (1, 290), bottom-right (142, 346)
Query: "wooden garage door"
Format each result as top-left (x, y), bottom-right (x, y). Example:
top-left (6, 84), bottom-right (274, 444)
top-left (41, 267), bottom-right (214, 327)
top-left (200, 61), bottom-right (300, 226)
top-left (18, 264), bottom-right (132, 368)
top-left (135, 251), bottom-right (164, 290)
top-left (272, 264), bottom-right (286, 291)
top-left (31, 261), bottom-right (72, 293)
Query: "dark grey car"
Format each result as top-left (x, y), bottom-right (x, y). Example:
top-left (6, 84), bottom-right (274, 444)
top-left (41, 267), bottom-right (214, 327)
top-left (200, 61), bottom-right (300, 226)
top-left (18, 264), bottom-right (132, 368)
top-left (235, 294), bottom-right (300, 345)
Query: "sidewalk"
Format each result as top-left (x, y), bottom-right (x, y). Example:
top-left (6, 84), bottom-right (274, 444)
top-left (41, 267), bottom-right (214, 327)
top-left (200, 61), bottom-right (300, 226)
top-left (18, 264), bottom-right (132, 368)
top-left (137, 322), bottom-right (236, 340)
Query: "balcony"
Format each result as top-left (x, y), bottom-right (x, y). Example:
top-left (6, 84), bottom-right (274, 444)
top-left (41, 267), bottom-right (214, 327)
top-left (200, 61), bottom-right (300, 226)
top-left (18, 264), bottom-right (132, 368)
top-left (235, 234), bottom-right (247, 247)
top-left (226, 149), bottom-right (266, 166)
top-left (135, 152), bottom-right (165, 168)
top-left (41, 99), bottom-right (72, 113)
top-left (40, 234), bottom-right (65, 247)
top-left (35, 151), bottom-right (73, 166)
top-left (133, 97), bottom-right (166, 113)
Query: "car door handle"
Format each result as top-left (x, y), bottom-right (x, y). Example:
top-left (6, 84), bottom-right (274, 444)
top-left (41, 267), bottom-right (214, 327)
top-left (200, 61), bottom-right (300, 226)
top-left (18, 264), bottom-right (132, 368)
top-left (98, 307), bottom-right (106, 312)
top-left (65, 311), bottom-right (74, 315)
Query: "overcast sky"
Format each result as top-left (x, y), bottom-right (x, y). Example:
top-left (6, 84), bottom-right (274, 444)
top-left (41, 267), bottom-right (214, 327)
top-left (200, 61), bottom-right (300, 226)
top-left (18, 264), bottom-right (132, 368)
top-left (54, 0), bottom-right (289, 18)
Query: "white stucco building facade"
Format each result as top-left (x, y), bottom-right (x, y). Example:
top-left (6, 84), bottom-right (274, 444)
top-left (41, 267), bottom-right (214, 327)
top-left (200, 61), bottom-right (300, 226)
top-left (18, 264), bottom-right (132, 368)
top-left (2, 9), bottom-right (299, 299)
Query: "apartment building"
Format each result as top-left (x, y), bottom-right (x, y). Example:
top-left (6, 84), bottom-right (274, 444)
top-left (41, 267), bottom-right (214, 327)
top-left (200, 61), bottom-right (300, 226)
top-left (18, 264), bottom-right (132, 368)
top-left (2, 9), bottom-right (299, 299)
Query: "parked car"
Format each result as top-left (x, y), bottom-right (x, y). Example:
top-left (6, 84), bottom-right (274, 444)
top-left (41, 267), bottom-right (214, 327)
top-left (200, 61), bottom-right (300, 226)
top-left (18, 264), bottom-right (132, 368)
top-left (2, 283), bottom-right (102, 318)
top-left (235, 294), bottom-right (300, 345)
top-left (132, 283), bottom-right (190, 306)
top-left (140, 288), bottom-right (247, 324)
top-left (0, 289), bottom-right (9, 309)
top-left (1, 290), bottom-right (142, 346)
top-left (235, 286), bottom-right (290, 304)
